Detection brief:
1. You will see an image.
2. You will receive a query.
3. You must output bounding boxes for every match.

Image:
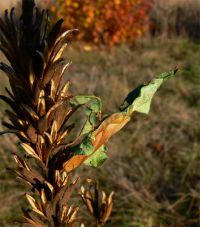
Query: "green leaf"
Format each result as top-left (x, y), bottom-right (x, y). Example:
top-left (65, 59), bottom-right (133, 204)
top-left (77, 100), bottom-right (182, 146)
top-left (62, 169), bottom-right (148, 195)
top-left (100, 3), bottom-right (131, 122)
top-left (72, 134), bottom-right (108, 167)
top-left (71, 135), bottom-right (93, 157)
top-left (84, 145), bottom-right (108, 167)
top-left (79, 136), bottom-right (94, 154)
top-left (70, 95), bottom-right (102, 111)
top-left (80, 135), bottom-right (108, 167)
top-left (120, 69), bottom-right (177, 115)
top-left (70, 95), bottom-right (102, 134)
top-left (67, 69), bottom-right (177, 169)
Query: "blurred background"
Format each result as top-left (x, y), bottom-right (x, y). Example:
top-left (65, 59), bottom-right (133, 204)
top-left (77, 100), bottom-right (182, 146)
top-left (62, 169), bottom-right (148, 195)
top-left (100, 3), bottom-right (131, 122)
top-left (0, 0), bottom-right (200, 226)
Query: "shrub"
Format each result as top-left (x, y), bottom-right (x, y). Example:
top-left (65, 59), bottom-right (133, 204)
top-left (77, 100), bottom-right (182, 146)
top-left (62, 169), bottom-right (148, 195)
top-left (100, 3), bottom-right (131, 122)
top-left (48, 0), bottom-right (153, 46)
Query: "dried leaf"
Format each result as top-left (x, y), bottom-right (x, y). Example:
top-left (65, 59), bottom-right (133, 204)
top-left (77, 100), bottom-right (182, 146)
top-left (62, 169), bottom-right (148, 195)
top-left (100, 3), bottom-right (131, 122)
top-left (102, 202), bottom-right (113, 223)
top-left (50, 29), bottom-right (78, 62)
top-left (53, 103), bottom-right (70, 131)
top-left (68, 207), bottom-right (79, 223)
top-left (41, 189), bottom-right (47, 205)
top-left (61, 205), bottom-right (67, 221)
top-left (26, 194), bottom-right (37, 209)
top-left (13, 153), bottom-right (30, 170)
top-left (0, 94), bottom-right (20, 113)
top-left (108, 191), bottom-right (114, 204)
top-left (42, 59), bottom-right (70, 87)
top-left (29, 70), bottom-right (35, 89)
top-left (37, 89), bottom-right (46, 116)
top-left (92, 113), bottom-right (130, 151)
top-left (21, 143), bottom-right (40, 160)
top-left (45, 181), bottom-right (54, 194)
top-left (26, 194), bottom-right (44, 216)
top-left (53, 43), bottom-right (67, 62)
top-left (63, 155), bottom-right (87, 172)
top-left (22, 104), bottom-right (39, 121)
top-left (60, 123), bottom-right (74, 139)
top-left (32, 51), bottom-right (45, 78)
top-left (71, 113), bottom-right (129, 168)
top-left (59, 81), bottom-right (70, 99)
top-left (23, 211), bottom-right (46, 227)
top-left (50, 80), bottom-right (56, 100)
top-left (47, 19), bottom-right (64, 49)
top-left (26, 124), bottom-right (38, 143)
top-left (51, 121), bottom-right (58, 142)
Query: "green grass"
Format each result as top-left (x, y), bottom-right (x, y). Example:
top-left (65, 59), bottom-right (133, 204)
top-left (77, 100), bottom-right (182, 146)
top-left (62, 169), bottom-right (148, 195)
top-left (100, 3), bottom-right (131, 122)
top-left (0, 37), bottom-right (200, 226)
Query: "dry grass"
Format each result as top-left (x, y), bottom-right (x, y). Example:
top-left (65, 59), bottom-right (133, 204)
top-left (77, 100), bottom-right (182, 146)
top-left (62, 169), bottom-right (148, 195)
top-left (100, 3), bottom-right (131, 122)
top-left (150, 0), bottom-right (200, 39)
top-left (0, 37), bottom-right (200, 226)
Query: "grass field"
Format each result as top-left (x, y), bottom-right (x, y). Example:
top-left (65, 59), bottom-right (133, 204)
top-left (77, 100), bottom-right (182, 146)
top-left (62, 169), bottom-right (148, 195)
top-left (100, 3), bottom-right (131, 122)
top-left (0, 37), bottom-right (200, 226)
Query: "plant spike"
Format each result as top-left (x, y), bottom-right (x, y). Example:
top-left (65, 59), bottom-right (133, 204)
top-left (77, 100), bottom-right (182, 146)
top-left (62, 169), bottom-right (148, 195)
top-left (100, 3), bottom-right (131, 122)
top-left (0, 0), bottom-right (177, 226)
top-left (80, 179), bottom-right (114, 227)
top-left (0, 0), bottom-right (80, 226)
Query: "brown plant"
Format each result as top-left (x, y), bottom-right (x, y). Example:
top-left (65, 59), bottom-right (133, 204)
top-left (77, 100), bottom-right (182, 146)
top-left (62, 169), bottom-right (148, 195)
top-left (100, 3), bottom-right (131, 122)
top-left (0, 0), bottom-right (114, 226)
top-left (0, 0), bottom-right (176, 226)
top-left (80, 179), bottom-right (114, 227)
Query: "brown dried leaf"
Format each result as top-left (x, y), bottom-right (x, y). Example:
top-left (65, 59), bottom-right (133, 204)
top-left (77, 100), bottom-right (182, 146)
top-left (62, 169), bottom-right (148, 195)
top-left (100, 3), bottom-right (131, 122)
top-left (26, 194), bottom-right (44, 216)
top-left (42, 59), bottom-right (69, 87)
top-left (38, 135), bottom-right (46, 153)
top-left (63, 155), bottom-right (87, 173)
top-left (29, 66), bottom-right (35, 90)
top-left (51, 121), bottom-right (58, 142)
top-left (51, 62), bottom-right (71, 93)
top-left (26, 124), bottom-right (38, 143)
top-left (6, 109), bottom-right (25, 129)
top-left (101, 191), bottom-right (107, 204)
top-left (45, 181), bottom-right (54, 194)
top-left (37, 116), bottom-right (48, 134)
top-left (18, 166), bottom-right (44, 185)
top-left (41, 189), bottom-right (47, 205)
top-left (22, 104), bottom-right (39, 121)
top-left (102, 203), bottom-right (113, 223)
top-left (23, 217), bottom-right (41, 227)
top-left (57, 124), bottom-right (74, 144)
top-left (44, 132), bottom-right (53, 145)
top-left (21, 143), bottom-right (40, 160)
top-left (61, 205), bottom-right (67, 221)
top-left (84, 194), bottom-right (94, 215)
top-left (23, 212), bottom-right (46, 227)
top-left (93, 113), bottom-right (130, 151)
top-left (102, 191), bottom-right (114, 223)
top-left (47, 19), bottom-right (64, 50)
top-left (53, 43), bottom-right (67, 62)
top-left (13, 153), bottom-right (30, 171)
top-left (61, 178), bottom-right (79, 206)
top-left (50, 80), bottom-right (56, 100)
top-left (108, 191), bottom-right (114, 205)
top-left (58, 81), bottom-right (70, 100)
top-left (0, 94), bottom-right (20, 113)
top-left (68, 207), bottom-right (79, 223)
top-left (37, 90), bottom-right (46, 116)
top-left (54, 29), bottom-right (78, 49)
top-left (53, 104), bottom-right (70, 131)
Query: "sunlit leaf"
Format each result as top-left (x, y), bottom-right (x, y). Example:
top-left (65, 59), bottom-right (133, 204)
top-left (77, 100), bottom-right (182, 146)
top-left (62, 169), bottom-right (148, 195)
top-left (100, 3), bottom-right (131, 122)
top-left (70, 95), bottom-right (102, 135)
top-left (120, 69), bottom-right (177, 115)
top-left (63, 155), bottom-right (87, 172)
top-left (84, 145), bottom-right (108, 167)
top-left (92, 113), bottom-right (130, 151)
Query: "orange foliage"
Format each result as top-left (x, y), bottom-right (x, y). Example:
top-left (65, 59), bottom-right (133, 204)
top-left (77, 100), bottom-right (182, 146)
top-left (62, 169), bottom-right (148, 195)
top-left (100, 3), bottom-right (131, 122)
top-left (48, 0), bottom-right (153, 46)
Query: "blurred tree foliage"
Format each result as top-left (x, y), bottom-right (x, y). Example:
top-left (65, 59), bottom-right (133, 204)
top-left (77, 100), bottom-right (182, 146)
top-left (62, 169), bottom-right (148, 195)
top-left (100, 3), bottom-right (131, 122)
top-left (48, 0), bottom-right (153, 46)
